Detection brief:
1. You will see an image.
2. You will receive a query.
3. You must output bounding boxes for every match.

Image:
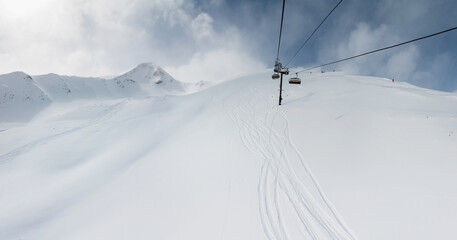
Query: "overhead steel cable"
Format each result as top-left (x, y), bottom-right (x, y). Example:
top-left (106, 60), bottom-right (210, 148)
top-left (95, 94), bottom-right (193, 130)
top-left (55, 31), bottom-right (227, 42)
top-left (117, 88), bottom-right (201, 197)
top-left (296, 26), bottom-right (457, 73)
top-left (284, 0), bottom-right (344, 67)
top-left (276, 0), bottom-right (286, 59)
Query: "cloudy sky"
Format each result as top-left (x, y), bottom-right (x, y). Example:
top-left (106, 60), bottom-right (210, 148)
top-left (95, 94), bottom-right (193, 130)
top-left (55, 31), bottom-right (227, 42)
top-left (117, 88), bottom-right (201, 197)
top-left (0, 0), bottom-right (456, 91)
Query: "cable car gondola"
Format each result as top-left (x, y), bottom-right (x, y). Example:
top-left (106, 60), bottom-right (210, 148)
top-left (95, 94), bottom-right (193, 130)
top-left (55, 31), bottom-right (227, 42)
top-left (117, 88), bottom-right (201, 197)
top-left (289, 73), bottom-right (301, 84)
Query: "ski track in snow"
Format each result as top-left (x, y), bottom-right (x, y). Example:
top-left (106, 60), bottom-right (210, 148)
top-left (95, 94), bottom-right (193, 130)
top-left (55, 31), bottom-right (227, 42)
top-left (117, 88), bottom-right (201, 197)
top-left (226, 93), bottom-right (357, 240)
top-left (0, 101), bottom-right (125, 167)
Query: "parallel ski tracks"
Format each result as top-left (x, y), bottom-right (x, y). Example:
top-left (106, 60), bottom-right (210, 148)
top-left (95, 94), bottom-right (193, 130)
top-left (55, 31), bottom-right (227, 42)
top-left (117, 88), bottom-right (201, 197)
top-left (227, 94), bottom-right (357, 240)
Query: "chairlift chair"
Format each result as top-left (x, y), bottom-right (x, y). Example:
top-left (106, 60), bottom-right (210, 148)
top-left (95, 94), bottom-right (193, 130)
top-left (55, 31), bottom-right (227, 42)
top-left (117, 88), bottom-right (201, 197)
top-left (289, 73), bottom-right (301, 84)
top-left (272, 73), bottom-right (280, 79)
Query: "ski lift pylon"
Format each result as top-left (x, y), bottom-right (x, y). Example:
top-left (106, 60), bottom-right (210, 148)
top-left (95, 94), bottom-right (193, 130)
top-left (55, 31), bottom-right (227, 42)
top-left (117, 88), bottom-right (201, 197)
top-left (289, 73), bottom-right (301, 84)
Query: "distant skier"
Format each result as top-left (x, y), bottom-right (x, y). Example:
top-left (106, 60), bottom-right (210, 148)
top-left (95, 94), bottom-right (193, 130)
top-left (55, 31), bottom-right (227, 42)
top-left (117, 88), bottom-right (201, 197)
top-left (392, 78), bottom-right (395, 83)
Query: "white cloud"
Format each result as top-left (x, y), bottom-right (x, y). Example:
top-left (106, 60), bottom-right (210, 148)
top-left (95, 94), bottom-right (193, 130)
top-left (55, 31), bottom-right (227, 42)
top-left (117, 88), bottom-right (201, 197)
top-left (384, 46), bottom-right (419, 81)
top-left (191, 13), bottom-right (214, 40)
top-left (164, 49), bottom-right (266, 83)
top-left (330, 23), bottom-right (395, 75)
top-left (0, 0), bottom-right (255, 81)
top-left (338, 23), bottom-right (391, 56)
top-left (410, 52), bottom-right (456, 90)
top-left (319, 22), bottom-right (421, 82)
top-left (0, 0), bottom-right (133, 76)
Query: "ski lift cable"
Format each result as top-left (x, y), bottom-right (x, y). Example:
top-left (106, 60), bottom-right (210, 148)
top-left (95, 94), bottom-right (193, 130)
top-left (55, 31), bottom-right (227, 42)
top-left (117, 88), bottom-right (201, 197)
top-left (284, 0), bottom-right (344, 67)
top-left (276, 0), bottom-right (287, 59)
top-left (296, 26), bottom-right (457, 74)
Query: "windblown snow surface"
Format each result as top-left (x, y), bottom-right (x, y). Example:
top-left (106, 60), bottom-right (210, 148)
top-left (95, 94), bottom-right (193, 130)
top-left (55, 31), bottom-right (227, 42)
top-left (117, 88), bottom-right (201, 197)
top-left (1, 64), bottom-right (456, 239)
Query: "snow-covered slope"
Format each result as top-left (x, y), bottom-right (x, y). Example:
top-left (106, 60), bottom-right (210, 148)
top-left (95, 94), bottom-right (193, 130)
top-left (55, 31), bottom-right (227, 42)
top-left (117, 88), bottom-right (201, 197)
top-left (0, 69), bottom-right (456, 240)
top-left (33, 74), bottom-right (120, 101)
top-left (0, 72), bottom-right (51, 122)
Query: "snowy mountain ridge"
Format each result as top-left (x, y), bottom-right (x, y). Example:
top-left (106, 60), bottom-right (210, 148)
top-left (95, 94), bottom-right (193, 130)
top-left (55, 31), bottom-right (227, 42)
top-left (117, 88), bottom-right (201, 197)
top-left (0, 72), bottom-right (52, 122)
top-left (0, 63), bottom-right (200, 122)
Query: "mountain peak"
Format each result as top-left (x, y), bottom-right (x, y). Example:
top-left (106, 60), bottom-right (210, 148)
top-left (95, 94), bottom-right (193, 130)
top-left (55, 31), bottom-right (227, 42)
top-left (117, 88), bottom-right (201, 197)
top-left (3, 71), bottom-right (33, 79)
top-left (127, 62), bottom-right (165, 75)
top-left (117, 63), bottom-right (183, 91)
top-left (135, 62), bottom-right (159, 69)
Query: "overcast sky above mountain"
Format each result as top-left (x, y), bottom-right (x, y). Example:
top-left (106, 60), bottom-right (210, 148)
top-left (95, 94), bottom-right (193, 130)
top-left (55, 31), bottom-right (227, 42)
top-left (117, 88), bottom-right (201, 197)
top-left (0, 0), bottom-right (456, 90)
